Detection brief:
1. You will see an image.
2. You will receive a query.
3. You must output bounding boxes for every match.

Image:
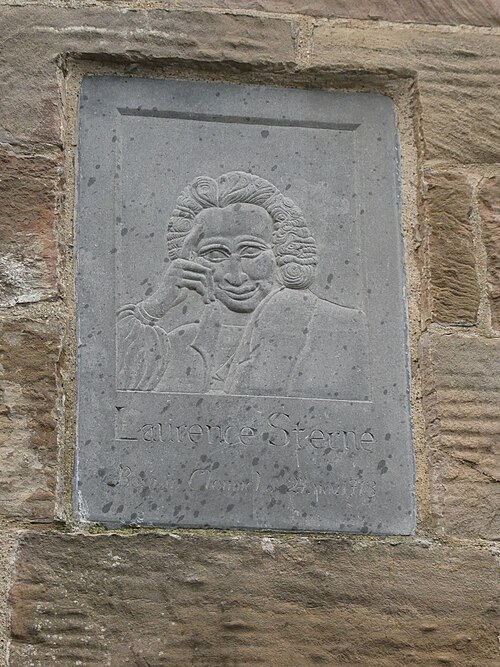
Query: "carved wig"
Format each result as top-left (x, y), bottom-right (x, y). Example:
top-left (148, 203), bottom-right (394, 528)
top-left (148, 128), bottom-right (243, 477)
top-left (166, 171), bottom-right (318, 289)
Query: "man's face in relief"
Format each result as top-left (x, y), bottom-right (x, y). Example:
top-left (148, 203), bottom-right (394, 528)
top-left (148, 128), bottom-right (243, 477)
top-left (192, 203), bottom-right (278, 313)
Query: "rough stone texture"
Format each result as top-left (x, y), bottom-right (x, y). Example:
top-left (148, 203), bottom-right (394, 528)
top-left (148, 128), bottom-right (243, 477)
top-left (478, 175), bottom-right (500, 330)
top-left (310, 23), bottom-right (500, 164)
top-left (10, 532), bottom-right (499, 667)
top-left (0, 149), bottom-right (59, 307)
top-left (424, 171), bottom-right (479, 325)
top-left (0, 318), bottom-right (61, 521)
top-left (422, 333), bottom-right (500, 540)
top-left (0, 4), bottom-right (498, 666)
top-left (0, 6), bottom-right (296, 145)
top-left (175, 0), bottom-right (500, 27)
top-left (0, 533), bottom-right (15, 667)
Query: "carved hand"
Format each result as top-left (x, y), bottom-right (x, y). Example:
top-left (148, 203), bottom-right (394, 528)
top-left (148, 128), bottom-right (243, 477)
top-left (142, 234), bottom-right (215, 319)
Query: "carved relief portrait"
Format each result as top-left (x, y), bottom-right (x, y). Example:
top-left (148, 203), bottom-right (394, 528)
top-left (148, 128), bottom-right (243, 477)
top-left (77, 78), bottom-right (414, 534)
top-left (117, 171), bottom-right (369, 399)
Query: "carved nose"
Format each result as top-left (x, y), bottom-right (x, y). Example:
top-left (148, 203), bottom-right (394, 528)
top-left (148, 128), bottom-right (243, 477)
top-left (225, 257), bottom-right (247, 286)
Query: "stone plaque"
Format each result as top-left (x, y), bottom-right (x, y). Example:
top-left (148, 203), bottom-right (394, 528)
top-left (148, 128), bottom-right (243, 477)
top-left (75, 76), bottom-right (415, 534)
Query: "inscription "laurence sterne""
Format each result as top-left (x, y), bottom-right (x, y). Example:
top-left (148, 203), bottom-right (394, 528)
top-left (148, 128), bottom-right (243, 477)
top-left (116, 409), bottom-right (375, 453)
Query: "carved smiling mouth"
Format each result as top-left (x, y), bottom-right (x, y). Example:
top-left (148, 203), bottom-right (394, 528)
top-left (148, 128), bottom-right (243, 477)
top-left (218, 283), bottom-right (258, 300)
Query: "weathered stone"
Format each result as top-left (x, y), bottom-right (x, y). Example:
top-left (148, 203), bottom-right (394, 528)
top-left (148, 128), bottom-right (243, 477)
top-left (478, 175), bottom-right (500, 330)
top-left (178, 0), bottom-right (500, 27)
top-left (424, 171), bottom-right (479, 325)
top-left (0, 7), bottom-right (296, 144)
top-left (0, 532), bottom-right (16, 667)
top-left (0, 318), bottom-right (61, 521)
top-left (75, 77), bottom-right (414, 535)
top-left (10, 532), bottom-right (499, 667)
top-left (0, 149), bottom-right (59, 306)
top-left (310, 23), bottom-right (500, 164)
top-left (422, 332), bottom-right (500, 539)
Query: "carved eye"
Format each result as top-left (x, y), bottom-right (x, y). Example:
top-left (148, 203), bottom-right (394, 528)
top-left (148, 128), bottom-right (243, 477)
top-left (239, 245), bottom-right (266, 259)
top-left (199, 248), bottom-right (229, 262)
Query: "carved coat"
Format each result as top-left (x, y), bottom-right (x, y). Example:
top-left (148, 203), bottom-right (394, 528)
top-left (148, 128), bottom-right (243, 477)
top-left (117, 287), bottom-right (370, 400)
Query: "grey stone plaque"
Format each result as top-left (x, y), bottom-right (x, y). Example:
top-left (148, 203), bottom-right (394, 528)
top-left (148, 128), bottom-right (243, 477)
top-left (75, 76), bottom-right (415, 534)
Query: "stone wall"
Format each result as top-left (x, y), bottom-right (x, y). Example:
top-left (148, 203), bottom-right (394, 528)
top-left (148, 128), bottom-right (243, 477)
top-left (0, 1), bottom-right (498, 665)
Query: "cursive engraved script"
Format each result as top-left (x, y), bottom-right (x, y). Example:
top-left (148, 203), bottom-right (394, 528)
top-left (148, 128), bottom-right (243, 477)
top-left (188, 469), bottom-right (375, 499)
top-left (103, 466), bottom-right (376, 503)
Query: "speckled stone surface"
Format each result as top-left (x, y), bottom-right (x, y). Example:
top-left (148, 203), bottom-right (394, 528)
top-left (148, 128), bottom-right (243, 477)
top-left (75, 76), bottom-right (413, 533)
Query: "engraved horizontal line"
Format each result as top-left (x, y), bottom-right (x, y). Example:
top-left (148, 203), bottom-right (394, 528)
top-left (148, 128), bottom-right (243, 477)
top-left (117, 108), bottom-right (360, 131)
top-left (116, 389), bottom-right (372, 404)
top-left (438, 393), bottom-right (500, 400)
top-left (438, 385), bottom-right (500, 392)
top-left (440, 414), bottom-right (500, 423)
top-left (440, 436), bottom-right (498, 445)
top-left (441, 428), bottom-right (499, 437)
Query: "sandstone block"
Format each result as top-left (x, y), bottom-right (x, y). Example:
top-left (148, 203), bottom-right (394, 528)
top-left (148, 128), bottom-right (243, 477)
top-left (0, 149), bottom-right (59, 307)
top-left (0, 318), bottom-right (61, 521)
top-left (179, 0), bottom-right (500, 27)
top-left (0, 532), bottom-right (16, 667)
top-left (478, 175), bottom-right (500, 330)
top-left (424, 171), bottom-right (479, 325)
top-left (0, 7), bottom-right (296, 144)
top-left (9, 532), bottom-right (499, 666)
top-left (310, 23), bottom-right (500, 164)
top-left (422, 332), bottom-right (500, 539)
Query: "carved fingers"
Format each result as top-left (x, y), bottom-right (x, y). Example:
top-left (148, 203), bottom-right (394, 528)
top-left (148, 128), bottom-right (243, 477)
top-left (170, 258), bottom-right (215, 304)
top-left (142, 257), bottom-right (215, 319)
